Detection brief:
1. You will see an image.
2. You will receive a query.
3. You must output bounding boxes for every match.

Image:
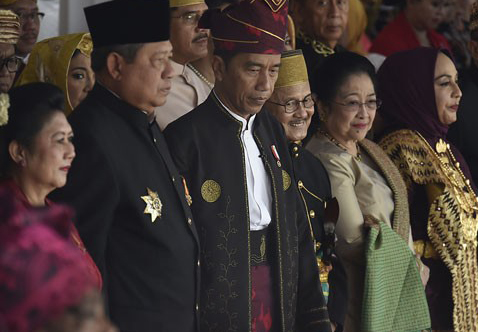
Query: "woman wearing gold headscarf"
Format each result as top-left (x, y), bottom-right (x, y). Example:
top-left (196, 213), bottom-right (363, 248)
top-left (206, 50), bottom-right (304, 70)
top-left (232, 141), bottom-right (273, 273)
top-left (0, 9), bottom-right (20, 93)
top-left (16, 33), bottom-right (94, 114)
top-left (343, 0), bottom-right (370, 55)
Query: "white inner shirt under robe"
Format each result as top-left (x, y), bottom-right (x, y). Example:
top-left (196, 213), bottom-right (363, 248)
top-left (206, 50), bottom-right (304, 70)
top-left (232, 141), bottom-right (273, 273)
top-left (214, 91), bottom-right (272, 230)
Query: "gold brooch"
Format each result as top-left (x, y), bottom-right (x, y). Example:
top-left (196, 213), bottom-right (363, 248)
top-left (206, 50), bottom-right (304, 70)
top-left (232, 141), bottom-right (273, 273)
top-left (282, 170), bottom-right (291, 191)
top-left (201, 179), bottom-right (221, 203)
top-left (141, 187), bottom-right (162, 222)
top-left (436, 139), bottom-right (448, 154)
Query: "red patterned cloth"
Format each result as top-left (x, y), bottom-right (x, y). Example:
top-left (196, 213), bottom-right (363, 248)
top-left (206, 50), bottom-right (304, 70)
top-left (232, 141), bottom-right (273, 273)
top-left (251, 265), bottom-right (275, 332)
top-left (198, 0), bottom-right (288, 54)
top-left (0, 186), bottom-right (95, 332)
top-left (0, 180), bottom-right (102, 289)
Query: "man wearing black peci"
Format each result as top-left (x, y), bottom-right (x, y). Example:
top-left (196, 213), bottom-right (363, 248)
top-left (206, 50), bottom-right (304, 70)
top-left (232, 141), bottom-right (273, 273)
top-left (51, 1), bottom-right (200, 331)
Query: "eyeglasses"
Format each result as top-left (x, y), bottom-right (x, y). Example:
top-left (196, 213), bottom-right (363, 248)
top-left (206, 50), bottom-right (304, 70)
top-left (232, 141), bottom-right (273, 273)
top-left (268, 94), bottom-right (315, 113)
top-left (15, 11), bottom-right (45, 23)
top-left (0, 56), bottom-right (21, 73)
top-left (171, 11), bottom-right (203, 26)
top-left (331, 99), bottom-right (382, 112)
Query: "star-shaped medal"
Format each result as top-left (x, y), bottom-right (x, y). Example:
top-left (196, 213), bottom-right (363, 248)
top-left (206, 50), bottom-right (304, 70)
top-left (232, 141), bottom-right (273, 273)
top-left (141, 187), bottom-right (162, 222)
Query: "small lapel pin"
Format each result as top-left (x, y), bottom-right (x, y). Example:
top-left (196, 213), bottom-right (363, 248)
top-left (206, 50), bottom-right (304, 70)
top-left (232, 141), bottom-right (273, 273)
top-left (271, 145), bottom-right (281, 168)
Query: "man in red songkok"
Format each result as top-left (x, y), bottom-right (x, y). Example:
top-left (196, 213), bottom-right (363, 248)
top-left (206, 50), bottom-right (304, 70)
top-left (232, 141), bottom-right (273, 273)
top-left (164, 1), bottom-right (331, 331)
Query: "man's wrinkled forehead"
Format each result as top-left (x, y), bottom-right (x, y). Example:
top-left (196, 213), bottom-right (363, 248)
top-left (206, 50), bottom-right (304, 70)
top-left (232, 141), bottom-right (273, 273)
top-left (0, 43), bottom-right (14, 58)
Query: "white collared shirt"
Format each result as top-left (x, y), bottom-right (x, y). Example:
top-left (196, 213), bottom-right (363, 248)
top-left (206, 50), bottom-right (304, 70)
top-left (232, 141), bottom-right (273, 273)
top-left (214, 91), bottom-right (272, 230)
top-left (155, 60), bottom-right (212, 130)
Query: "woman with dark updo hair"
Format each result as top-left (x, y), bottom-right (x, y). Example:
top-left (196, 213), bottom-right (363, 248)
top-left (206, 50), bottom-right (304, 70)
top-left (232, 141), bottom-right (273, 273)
top-left (306, 52), bottom-right (430, 331)
top-left (0, 82), bottom-right (102, 290)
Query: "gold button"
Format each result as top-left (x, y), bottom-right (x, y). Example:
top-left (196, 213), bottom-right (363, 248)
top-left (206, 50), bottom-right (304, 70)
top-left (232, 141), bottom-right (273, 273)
top-left (293, 146), bottom-right (299, 152)
top-left (309, 210), bottom-right (316, 218)
top-left (294, 153), bottom-right (299, 158)
top-left (298, 180), bottom-right (303, 188)
top-left (188, 218), bottom-right (192, 225)
top-left (196, 304), bottom-right (199, 311)
top-left (197, 260), bottom-right (200, 267)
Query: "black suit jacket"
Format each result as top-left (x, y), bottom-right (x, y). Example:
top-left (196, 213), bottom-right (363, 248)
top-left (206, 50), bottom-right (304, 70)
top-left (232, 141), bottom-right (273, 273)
top-left (52, 84), bottom-right (200, 332)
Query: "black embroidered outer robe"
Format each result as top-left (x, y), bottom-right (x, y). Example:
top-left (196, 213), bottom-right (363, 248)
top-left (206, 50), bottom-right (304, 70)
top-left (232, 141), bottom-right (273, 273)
top-left (164, 93), bottom-right (330, 332)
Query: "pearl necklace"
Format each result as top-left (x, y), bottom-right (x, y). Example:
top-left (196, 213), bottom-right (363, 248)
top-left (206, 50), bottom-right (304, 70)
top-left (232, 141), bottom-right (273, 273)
top-left (186, 63), bottom-right (214, 89)
top-left (318, 128), bottom-right (362, 161)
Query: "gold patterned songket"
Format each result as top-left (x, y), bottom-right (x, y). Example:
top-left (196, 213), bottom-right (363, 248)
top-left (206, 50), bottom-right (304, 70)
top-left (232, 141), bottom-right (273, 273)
top-left (379, 129), bottom-right (478, 331)
top-left (141, 187), bottom-right (163, 222)
top-left (201, 179), bottom-right (221, 203)
top-left (425, 136), bottom-right (478, 243)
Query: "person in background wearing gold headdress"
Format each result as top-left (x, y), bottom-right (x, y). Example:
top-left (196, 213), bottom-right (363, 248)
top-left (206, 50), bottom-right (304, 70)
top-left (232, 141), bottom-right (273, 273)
top-left (154, 0), bottom-right (212, 130)
top-left (341, 0), bottom-right (370, 55)
top-left (0, 9), bottom-right (20, 93)
top-left (266, 49), bottom-right (348, 332)
top-left (0, 0), bottom-right (42, 72)
top-left (164, 0), bottom-right (331, 330)
top-left (15, 33), bottom-right (94, 115)
top-left (448, 2), bottom-right (478, 187)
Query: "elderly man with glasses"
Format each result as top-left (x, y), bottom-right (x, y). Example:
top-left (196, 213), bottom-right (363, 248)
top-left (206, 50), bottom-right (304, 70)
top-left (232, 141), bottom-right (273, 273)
top-left (266, 49), bottom-right (348, 332)
top-left (154, 0), bottom-right (212, 130)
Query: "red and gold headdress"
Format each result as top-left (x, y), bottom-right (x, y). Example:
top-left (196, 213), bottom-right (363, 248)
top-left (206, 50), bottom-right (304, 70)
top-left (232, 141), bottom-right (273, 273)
top-left (199, 0), bottom-right (288, 54)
